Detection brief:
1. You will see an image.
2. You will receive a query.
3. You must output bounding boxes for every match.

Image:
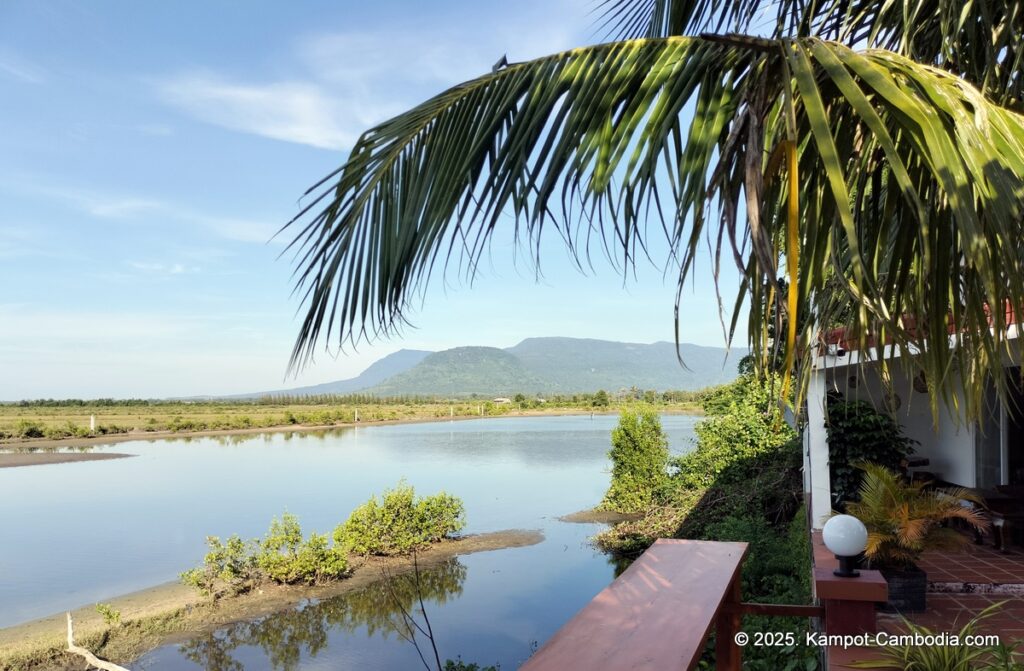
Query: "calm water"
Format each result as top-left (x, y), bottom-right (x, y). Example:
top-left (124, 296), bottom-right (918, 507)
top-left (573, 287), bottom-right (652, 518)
top-left (1, 414), bottom-right (699, 669)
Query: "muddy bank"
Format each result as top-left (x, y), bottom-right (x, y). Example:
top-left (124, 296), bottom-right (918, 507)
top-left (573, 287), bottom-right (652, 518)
top-left (0, 529), bottom-right (543, 670)
top-left (558, 508), bottom-right (643, 524)
top-left (0, 452), bottom-right (134, 469)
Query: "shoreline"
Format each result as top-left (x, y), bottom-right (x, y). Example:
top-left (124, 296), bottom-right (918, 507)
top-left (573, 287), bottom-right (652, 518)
top-left (0, 529), bottom-right (544, 669)
top-left (0, 452), bottom-right (135, 468)
top-left (0, 408), bottom-right (702, 453)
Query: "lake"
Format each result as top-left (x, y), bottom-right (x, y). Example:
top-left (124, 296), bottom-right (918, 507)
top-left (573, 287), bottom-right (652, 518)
top-left (1, 414), bottom-right (699, 669)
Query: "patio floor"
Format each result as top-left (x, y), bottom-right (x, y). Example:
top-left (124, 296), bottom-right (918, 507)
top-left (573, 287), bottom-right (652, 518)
top-left (818, 534), bottom-right (1024, 669)
top-left (918, 540), bottom-right (1024, 585)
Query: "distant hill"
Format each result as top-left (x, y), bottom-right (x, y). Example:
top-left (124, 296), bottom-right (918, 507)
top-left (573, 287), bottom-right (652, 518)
top-left (368, 347), bottom-right (549, 397)
top-left (506, 338), bottom-right (742, 393)
top-left (359, 338), bottom-right (742, 397)
top-left (227, 349), bottom-right (431, 399)
top-left (239, 337), bottom-right (743, 399)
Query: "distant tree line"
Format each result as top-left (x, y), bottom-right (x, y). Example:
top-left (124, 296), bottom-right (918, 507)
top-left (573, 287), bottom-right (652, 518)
top-left (4, 387), bottom-right (718, 408)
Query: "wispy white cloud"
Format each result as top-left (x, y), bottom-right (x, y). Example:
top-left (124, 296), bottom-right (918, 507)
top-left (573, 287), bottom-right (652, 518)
top-left (137, 122), bottom-right (174, 137)
top-left (190, 215), bottom-right (282, 244)
top-left (2, 177), bottom-right (281, 245)
top-left (157, 74), bottom-right (363, 150)
top-left (0, 227), bottom-right (33, 258)
top-left (0, 51), bottom-right (45, 84)
top-left (86, 197), bottom-right (163, 219)
top-left (0, 226), bottom-right (84, 261)
top-left (153, 5), bottom-right (584, 151)
top-left (128, 261), bottom-right (200, 275)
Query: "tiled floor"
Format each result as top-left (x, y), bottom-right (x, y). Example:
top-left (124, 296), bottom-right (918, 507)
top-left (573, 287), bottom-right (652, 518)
top-left (880, 593), bottom-right (1024, 638)
top-left (918, 541), bottom-right (1024, 584)
top-left (817, 534), bottom-right (1024, 669)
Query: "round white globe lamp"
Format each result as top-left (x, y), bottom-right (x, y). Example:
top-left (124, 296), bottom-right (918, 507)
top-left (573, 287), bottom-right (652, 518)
top-left (823, 514), bottom-right (868, 578)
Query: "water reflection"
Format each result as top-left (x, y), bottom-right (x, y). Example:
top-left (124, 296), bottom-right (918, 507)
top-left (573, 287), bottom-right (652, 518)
top-left (180, 559), bottom-right (467, 671)
top-left (0, 445), bottom-right (99, 454)
top-left (1, 414), bottom-right (700, 629)
top-left (135, 429), bottom-right (353, 447)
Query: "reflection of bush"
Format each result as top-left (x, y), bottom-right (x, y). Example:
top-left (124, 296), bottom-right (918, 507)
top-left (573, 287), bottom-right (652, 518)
top-left (179, 558), bottom-right (467, 671)
top-left (320, 558), bottom-right (467, 639)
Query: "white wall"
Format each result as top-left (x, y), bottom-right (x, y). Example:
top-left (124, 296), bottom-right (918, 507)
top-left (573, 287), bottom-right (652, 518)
top-left (826, 366), bottom-right (976, 487)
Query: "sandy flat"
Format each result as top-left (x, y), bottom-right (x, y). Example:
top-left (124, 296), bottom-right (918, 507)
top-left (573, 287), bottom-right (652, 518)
top-left (0, 452), bottom-right (134, 468)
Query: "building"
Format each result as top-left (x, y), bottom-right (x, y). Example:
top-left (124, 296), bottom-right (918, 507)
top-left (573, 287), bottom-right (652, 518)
top-left (803, 325), bottom-right (1024, 529)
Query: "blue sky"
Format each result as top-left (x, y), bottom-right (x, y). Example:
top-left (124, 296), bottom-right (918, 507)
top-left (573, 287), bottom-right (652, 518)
top-left (0, 1), bottom-right (743, 400)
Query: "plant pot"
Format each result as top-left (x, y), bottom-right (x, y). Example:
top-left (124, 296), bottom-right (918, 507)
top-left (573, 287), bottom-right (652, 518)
top-left (880, 565), bottom-right (927, 613)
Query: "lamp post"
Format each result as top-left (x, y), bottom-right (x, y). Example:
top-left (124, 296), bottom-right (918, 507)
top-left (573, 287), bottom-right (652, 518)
top-left (822, 514), bottom-right (868, 578)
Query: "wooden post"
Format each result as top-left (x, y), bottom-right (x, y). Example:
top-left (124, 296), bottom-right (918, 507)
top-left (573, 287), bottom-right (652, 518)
top-left (354, 408), bottom-right (359, 422)
top-left (715, 575), bottom-right (743, 671)
top-left (90, 415), bottom-right (96, 432)
top-left (450, 406), bottom-right (453, 418)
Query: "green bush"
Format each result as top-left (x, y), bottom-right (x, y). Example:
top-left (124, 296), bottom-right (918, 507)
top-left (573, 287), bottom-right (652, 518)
top-left (595, 377), bottom-right (802, 552)
top-left (255, 512), bottom-right (303, 581)
top-left (825, 395), bottom-right (915, 509)
top-left (674, 376), bottom-right (795, 490)
top-left (180, 534), bottom-right (259, 597)
top-left (256, 513), bottom-right (348, 584)
top-left (334, 482), bottom-right (465, 556)
top-left (444, 660), bottom-right (498, 671)
top-left (600, 405), bottom-right (670, 513)
top-left (181, 513), bottom-right (350, 596)
top-left (290, 532), bottom-right (349, 582)
top-left (15, 420), bottom-right (45, 438)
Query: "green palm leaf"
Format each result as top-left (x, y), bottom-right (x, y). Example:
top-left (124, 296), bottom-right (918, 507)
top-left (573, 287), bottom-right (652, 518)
top-left (604, 0), bottom-right (1024, 109)
top-left (283, 33), bottom-right (1024, 416)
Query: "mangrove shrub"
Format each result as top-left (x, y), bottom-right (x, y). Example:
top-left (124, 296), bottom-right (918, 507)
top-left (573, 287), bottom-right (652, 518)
top-left (181, 513), bottom-right (349, 597)
top-left (257, 512), bottom-right (348, 584)
top-left (334, 482), bottom-right (465, 556)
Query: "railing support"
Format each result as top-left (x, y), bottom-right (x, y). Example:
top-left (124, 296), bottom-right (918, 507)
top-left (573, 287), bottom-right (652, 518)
top-left (715, 575), bottom-right (743, 671)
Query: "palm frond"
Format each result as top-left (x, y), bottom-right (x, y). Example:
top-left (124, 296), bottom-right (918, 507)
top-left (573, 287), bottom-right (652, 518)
top-left (602, 0), bottom-right (1024, 110)
top-left (284, 35), bottom-right (1024, 418)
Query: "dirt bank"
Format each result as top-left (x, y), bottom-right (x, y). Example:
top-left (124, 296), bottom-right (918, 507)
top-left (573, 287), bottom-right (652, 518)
top-left (0, 452), bottom-right (134, 468)
top-left (558, 508), bottom-right (644, 524)
top-left (0, 529), bottom-right (543, 671)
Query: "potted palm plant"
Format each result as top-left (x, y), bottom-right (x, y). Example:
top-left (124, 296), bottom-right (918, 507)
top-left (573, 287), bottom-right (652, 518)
top-left (844, 463), bottom-right (988, 613)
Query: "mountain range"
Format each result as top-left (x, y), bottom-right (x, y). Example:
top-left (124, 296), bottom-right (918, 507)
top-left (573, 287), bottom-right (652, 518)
top-left (241, 337), bottom-right (743, 398)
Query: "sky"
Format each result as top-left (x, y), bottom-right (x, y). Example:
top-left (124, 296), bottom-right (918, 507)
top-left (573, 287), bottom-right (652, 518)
top-left (0, 0), bottom-right (743, 400)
